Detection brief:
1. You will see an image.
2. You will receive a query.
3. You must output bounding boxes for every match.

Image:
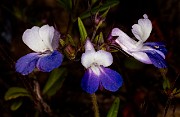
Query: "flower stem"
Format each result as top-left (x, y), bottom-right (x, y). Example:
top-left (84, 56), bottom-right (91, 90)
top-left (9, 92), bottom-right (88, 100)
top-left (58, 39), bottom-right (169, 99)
top-left (91, 93), bottom-right (100, 117)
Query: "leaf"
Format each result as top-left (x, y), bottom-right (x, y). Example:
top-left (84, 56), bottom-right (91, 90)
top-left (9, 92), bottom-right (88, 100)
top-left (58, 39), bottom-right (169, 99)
top-left (80, 0), bottom-right (119, 19)
top-left (67, 34), bottom-right (76, 46)
top-left (42, 68), bottom-right (67, 97)
top-left (107, 97), bottom-right (120, 117)
top-left (163, 78), bottom-right (171, 90)
top-left (10, 100), bottom-right (23, 111)
top-left (57, 0), bottom-right (72, 12)
top-left (4, 87), bottom-right (30, 101)
top-left (78, 17), bottom-right (87, 44)
top-left (93, 32), bottom-right (104, 45)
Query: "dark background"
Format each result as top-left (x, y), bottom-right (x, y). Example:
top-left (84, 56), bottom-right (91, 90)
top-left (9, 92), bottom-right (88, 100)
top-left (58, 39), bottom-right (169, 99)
top-left (0, 0), bottom-right (180, 117)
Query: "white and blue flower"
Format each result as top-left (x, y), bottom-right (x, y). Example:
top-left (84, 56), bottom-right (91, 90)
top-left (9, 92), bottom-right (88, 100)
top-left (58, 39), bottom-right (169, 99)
top-left (111, 14), bottom-right (167, 68)
top-left (16, 24), bottom-right (63, 75)
top-left (81, 39), bottom-right (123, 94)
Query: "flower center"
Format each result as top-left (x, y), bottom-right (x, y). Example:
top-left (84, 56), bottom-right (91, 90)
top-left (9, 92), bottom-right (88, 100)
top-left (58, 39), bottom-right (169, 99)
top-left (90, 63), bottom-right (101, 76)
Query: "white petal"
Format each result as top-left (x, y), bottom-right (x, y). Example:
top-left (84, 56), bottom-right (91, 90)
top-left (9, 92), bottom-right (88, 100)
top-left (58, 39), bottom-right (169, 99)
top-left (39, 25), bottom-right (54, 51)
top-left (90, 65), bottom-right (101, 76)
top-left (131, 14), bottom-right (152, 42)
top-left (131, 51), bottom-right (152, 64)
top-left (81, 50), bottom-right (96, 68)
top-left (52, 30), bottom-right (60, 50)
top-left (111, 28), bottom-right (138, 50)
top-left (85, 39), bottom-right (95, 52)
top-left (95, 50), bottom-right (113, 67)
top-left (23, 26), bottom-right (49, 52)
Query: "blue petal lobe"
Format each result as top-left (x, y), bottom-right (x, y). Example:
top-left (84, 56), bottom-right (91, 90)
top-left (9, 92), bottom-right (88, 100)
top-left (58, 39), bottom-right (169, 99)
top-left (100, 67), bottom-right (123, 92)
top-left (15, 53), bottom-right (39, 75)
top-left (144, 50), bottom-right (167, 68)
top-left (144, 42), bottom-right (167, 55)
top-left (81, 69), bottom-right (100, 94)
top-left (36, 50), bottom-right (63, 72)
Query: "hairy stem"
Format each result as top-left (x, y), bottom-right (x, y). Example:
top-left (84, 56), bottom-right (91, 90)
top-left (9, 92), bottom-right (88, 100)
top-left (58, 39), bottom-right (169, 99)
top-left (91, 93), bottom-right (100, 117)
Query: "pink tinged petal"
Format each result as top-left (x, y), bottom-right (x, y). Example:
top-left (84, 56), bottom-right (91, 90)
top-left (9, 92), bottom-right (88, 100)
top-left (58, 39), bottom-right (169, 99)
top-left (100, 67), bottom-right (123, 92)
top-left (131, 14), bottom-right (152, 42)
top-left (81, 50), bottom-right (96, 68)
top-left (15, 53), bottom-right (39, 75)
top-left (95, 50), bottom-right (113, 67)
top-left (38, 25), bottom-right (55, 51)
top-left (85, 39), bottom-right (95, 52)
top-left (52, 30), bottom-right (60, 50)
top-left (81, 68), bottom-right (100, 94)
top-left (36, 50), bottom-right (63, 72)
top-left (111, 28), bottom-right (137, 51)
top-left (22, 26), bottom-right (49, 53)
top-left (131, 51), bottom-right (152, 64)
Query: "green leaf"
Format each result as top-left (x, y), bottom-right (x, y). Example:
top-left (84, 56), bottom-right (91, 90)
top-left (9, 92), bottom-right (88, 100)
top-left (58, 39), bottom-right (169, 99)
top-left (57, 0), bottom-right (72, 11)
top-left (78, 17), bottom-right (87, 44)
top-left (43, 68), bottom-right (67, 97)
top-left (67, 34), bottom-right (76, 46)
top-left (10, 100), bottom-right (23, 111)
top-left (80, 0), bottom-right (119, 19)
top-left (93, 32), bottom-right (104, 45)
top-left (4, 87), bottom-right (30, 101)
top-left (163, 78), bottom-right (171, 90)
top-left (107, 97), bottom-right (120, 117)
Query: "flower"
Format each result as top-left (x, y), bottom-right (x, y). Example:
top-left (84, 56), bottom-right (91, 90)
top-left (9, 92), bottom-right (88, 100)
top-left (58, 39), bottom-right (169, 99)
top-left (111, 14), bottom-right (167, 68)
top-left (16, 24), bottom-right (63, 75)
top-left (81, 39), bottom-right (123, 94)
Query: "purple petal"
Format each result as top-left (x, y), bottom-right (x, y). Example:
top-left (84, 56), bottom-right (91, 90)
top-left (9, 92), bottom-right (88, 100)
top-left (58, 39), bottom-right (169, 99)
top-left (15, 53), bottom-right (39, 75)
top-left (36, 50), bottom-right (63, 72)
top-left (81, 69), bottom-right (100, 94)
top-left (144, 50), bottom-right (167, 68)
top-left (144, 42), bottom-right (167, 55)
top-left (52, 29), bottom-right (60, 50)
top-left (100, 67), bottom-right (123, 92)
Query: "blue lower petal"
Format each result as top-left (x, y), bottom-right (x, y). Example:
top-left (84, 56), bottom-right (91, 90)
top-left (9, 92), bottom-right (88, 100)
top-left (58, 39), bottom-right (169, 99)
top-left (36, 50), bottom-right (63, 72)
top-left (81, 69), bottom-right (100, 94)
top-left (144, 50), bottom-right (167, 68)
top-left (15, 53), bottom-right (39, 75)
top-left (100, 67), bottom-right (123, 92)
top-left (144, 42), bottom-right (167, 55)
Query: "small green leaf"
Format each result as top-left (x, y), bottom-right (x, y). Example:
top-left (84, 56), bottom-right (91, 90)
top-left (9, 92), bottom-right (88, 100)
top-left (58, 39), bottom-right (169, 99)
top-left (163, 78), bottom-right (171, 90)
top-left (67, 34), bottom-right (76, 46)
top-left (93, 32), bottom-right (104, 45)
top-left (4, 87), bottom-right (30, 101)
top-left (80, 0), bottom-right (119, 19)
top-left (107, 97), bottom-right (120, 117)
top-left (60, 38), bottom-right (66, 47)
top-left (43, 68), bottom-right (67, 97)
top-left (78, 17), bottom-right (87, 44)
top-left (57, 0), bottom-right (72, 12)
top-left (10, 100), bottom-right (23, 111)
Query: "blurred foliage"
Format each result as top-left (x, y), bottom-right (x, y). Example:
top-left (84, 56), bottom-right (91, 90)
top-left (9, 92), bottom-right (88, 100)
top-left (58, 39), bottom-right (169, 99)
top-left (0, 0), bottom-right (180, 117)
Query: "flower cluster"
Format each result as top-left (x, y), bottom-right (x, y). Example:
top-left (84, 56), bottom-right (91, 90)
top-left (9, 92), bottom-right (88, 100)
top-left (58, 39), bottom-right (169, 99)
top-left (15, 14), bottom-right (167, 94)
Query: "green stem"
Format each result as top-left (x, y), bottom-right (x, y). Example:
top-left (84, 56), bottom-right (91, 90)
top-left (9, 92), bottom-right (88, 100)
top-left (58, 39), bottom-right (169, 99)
top-left (91, 93), bottom-right (100, 117)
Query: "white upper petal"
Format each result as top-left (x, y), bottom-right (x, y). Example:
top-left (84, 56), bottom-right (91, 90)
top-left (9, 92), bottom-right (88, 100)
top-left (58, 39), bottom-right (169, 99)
top-left (95, 50), bottom-right (113, 67)
top-left (131, 14), bottom-right (152, 42)
top-left (81, 50), bottom-right (96, 68)
top-left (111, 28), bottom-right (138, 51)
top-left (131, 51), bottom-right (152, 64)
top-left (38, 25), bottom-right (55, 51)
top-left (85, 39), bottom-right (95, 52)
top-left (22, 25), bottom-right (56, 53)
